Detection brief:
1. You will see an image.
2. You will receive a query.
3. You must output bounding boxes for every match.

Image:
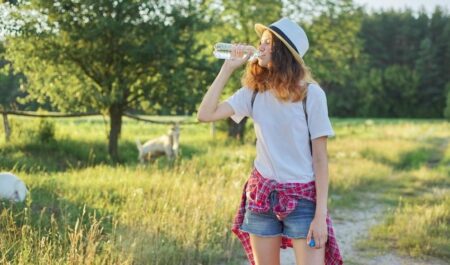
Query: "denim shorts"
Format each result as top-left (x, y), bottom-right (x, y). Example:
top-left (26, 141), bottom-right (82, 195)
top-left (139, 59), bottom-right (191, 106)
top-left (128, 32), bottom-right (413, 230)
top-left (240, 191), bottom-right (316, 238)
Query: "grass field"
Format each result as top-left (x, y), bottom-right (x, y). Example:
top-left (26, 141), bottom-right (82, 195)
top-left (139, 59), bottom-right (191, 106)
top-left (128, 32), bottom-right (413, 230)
top-left (0, 116), bottom-right (449, 264)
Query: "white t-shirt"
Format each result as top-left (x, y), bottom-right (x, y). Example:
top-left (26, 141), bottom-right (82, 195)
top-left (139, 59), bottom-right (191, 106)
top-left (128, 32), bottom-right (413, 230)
top-left (226, 83), bottom-right (335, 183)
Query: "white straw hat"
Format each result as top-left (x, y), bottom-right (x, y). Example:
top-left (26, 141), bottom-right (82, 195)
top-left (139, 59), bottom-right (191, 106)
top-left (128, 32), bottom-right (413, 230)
top-left (255, 17), bottom-right (309, 65)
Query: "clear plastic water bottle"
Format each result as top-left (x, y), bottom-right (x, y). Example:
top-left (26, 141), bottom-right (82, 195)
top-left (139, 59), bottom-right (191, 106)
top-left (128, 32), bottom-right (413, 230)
top-left (213, 42), bottom-right (260, 61)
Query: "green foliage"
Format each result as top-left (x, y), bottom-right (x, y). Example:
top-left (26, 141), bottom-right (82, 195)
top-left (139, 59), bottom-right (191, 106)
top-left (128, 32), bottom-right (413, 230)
top-left (359, 7), bottom-right (450, 118)
top-left (3, 0), bottom-right (214, 160)
top-left (5, 0), bottom-right (212, 114)
top-left (349, 65), bottom-right (421, 118)
top-left (288, 1), bottom-right (367, 117)
top-left (444, 82), bottom-right (450, 120)
top-left (37, 119), bottom-right (55, 143)
top-left (0, 43), bottom-right (24, 109)
top-left (381, 65), bottom-right (420, 117)
top-left (305, 0), bottom-right (364, 87)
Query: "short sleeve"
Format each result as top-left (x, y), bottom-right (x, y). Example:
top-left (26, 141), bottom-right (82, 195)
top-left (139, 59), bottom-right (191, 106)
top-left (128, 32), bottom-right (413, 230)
top-left (305, 84), bottom-right (335, 139)
top-left (225, 87), bottom-right (253, 123)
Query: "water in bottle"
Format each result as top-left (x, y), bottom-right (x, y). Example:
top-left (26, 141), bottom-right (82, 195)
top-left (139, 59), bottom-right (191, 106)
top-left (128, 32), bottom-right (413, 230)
top-left (213, 43), bottom-right (259, 61)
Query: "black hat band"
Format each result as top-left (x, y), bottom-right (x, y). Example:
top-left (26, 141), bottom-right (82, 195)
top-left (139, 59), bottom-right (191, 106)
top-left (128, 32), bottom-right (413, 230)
top-left (269, 25), bottom-right (299, 54)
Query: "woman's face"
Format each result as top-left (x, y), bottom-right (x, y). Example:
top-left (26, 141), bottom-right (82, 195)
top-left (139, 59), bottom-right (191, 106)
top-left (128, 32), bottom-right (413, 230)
top-left (257, 30), bottom-right (273, 68)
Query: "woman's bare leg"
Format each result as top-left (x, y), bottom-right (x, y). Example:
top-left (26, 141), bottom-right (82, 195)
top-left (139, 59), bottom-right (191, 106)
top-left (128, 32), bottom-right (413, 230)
top-left (291, 238), bottom-right (325, 265)
top-left (249, 234), bottom-right (282, 265)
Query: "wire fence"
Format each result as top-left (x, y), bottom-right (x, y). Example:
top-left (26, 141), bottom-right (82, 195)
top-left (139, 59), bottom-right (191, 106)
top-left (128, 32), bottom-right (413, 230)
top-left (0, 110), bottom-right (200, 142)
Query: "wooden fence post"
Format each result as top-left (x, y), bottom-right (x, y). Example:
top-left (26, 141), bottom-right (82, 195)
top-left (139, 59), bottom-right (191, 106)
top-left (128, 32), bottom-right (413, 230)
top-left (2, 113), bottom-right (11, 142)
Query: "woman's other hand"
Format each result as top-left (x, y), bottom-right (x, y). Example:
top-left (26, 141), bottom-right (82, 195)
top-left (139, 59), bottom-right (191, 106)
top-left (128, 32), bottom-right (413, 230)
top-left (307, 214), bottom-right (328, 249)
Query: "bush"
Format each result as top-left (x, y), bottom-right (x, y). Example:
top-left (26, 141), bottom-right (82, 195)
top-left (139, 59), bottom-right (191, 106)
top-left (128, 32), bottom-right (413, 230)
top-left (37, 119), bottom-right (55, 143)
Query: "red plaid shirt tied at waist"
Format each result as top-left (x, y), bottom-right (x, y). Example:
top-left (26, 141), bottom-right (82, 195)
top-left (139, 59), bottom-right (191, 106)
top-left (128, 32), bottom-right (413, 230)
top-left (232, 168), bottom-right (343, 265)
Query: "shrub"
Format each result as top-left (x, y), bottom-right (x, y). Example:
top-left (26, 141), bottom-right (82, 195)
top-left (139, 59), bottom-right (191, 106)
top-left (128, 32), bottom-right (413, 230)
top-left (37, 119), bottom-right (55, 143)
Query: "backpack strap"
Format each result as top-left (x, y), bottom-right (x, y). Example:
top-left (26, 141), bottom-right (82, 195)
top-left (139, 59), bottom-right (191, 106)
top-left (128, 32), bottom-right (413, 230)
top-left (251, 89), bottom-right (258, 110)
top-left (250, 87), bottom-right (312, 156)
top-left (302, 95), bottom-right (312, 156)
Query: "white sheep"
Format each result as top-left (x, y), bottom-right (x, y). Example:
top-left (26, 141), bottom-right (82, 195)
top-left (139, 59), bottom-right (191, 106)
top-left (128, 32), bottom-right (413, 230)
top-left (136, 123), bottom-right (180, 163)
top-left (0, 172), bottom-right (28, 202)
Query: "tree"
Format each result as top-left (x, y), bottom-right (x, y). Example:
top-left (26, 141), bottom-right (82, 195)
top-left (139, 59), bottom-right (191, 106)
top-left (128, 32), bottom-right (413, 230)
top-left (360, 7), bottom-right (450, 118)
top-left (423, 7), bottom-right (450, 117)
top-left (382, 65), bottom-right (420, 117)
top-left (293, 0), bottom-right (365, 116)
top-left (0, 43), bottom-right (22, 109)
top-left (443, 82), bottom-right (450, 120)
top-left (4, 0), bottom-right (211, 161)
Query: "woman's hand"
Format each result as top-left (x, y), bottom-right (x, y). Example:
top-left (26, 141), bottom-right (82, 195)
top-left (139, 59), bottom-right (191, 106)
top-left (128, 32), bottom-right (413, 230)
top-left (222, 43), bottom-right (253, 72)
top-left (307, 214), bottom-right (328, 249)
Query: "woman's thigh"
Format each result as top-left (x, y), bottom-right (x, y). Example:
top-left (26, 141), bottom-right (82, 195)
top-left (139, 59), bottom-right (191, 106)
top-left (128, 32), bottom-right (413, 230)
top-left (291, 238), bottom-right (325, 265)
top-left (249, 234), bottom-right (282, 265)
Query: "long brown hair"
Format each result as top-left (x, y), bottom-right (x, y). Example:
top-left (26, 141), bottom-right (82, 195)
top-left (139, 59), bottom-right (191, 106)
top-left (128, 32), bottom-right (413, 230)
top-left (242, 31), bottom-right (315, 102)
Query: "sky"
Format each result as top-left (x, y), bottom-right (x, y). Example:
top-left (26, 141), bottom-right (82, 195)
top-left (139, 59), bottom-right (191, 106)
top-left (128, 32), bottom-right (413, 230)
top-left (354, 0), bottom-right (450, 14)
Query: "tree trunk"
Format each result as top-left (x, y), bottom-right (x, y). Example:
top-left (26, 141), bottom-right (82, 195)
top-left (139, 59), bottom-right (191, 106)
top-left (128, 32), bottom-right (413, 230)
top-left (108, 104), bottom-right (123, 163)
top-left (227, 117), bottom-right (247, 142)
top-left (2, 113), bottom-right (11, 142)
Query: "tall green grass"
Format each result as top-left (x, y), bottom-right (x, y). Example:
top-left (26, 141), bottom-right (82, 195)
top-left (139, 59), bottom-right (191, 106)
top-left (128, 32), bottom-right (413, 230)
top-left (363, 143), bottom-right (450, 259)
top-left (1, 116), bottom-right (449, 263)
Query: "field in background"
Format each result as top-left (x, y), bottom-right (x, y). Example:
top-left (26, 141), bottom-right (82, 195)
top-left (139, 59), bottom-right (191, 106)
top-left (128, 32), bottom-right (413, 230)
top-left (0, 117), bottom-right (449, 264)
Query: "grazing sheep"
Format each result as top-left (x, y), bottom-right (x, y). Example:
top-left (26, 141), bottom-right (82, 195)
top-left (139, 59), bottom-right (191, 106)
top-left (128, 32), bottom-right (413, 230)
top-left (136, 123), bottom-right (180, 163)
top-left (0, 172), bottom-right (28, 202)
